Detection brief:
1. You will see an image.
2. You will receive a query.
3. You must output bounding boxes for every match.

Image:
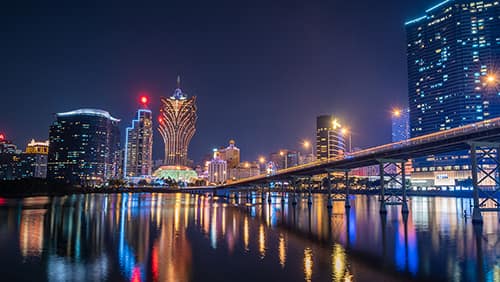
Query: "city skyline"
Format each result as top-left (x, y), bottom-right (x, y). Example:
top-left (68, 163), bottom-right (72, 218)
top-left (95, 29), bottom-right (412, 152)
top-left (0, 1), bottom-right (437, 164)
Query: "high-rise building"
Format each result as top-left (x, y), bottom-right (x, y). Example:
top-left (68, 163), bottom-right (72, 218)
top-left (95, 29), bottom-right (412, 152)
top-left (207, 149), bottom-right (227, 184)
top-left (19, 139), bottom-right (49, 178)
top-left (406, 0), bottom-right (500, 186)
top-left (391, 107), bottom-right (410, 142)
top-left (218, 140), bottom-right (240, 169)
top-left (124, 97), bottom-right (153, 178)
top-left (0, 135), bottom-right (21, 180)
top-left (316, 115), bottom-right (346, 161)
top-left (47, 109), bottom-right (121, 186)
top-left (158, 76), bottom-right (197, 167)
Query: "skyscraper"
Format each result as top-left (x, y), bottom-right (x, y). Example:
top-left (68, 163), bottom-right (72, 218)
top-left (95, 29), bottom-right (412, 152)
top-left (47, 109), bottom-right (121, 186)
top-left (391, 107), bottom-right (410, 142)
top-left (124, 96), bottom-right (153, 178)
top-left (19, 139), bottom-right (49, 179)
top-left (406, 0), bottom-right (500, 186)
top-left (158, 76), bottom-right (197, 167)
top-left (316, 115), bottom-right (346, 161)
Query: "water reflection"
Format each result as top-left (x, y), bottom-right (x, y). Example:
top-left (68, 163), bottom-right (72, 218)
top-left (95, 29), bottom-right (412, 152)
top-left (0, 193), bottom-right (498, 281)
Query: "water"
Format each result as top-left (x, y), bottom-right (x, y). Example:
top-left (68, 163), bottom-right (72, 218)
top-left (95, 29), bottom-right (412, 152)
top-left (0, 193), bottom-right (498, 281)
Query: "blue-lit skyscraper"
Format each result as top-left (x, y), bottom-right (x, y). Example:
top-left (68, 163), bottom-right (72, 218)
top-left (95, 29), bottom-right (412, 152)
top-left (391, 107), bottom-right (410, 142)
top-left (406, 0), bottom-right (500, 186)
top-left (124, 97), bottom-right (153, 178)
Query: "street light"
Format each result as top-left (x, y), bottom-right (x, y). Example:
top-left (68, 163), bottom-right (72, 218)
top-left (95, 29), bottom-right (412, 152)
top-left (302, 140), bottom-right (314, 162)
top-left (341, 128), bottom-right (352, 153)
top-left (279, 150), bottom-right (288, 169)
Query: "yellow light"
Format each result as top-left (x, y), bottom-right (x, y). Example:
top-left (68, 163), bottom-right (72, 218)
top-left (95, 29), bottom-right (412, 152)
top-left (393, 109), bottom-right (401, 117)
top-left (341, 128), bottom-right (348, 135)
top-left (332, 118), bottom-right (341, 129)
top-left (487, 74), bottom-right (496, 83)
top-left (258, 156), bottom-right (265, 164)
top-left (280, 151), bottom-right (284, 156)
top-left (303, 140), bottom-right (310, 148)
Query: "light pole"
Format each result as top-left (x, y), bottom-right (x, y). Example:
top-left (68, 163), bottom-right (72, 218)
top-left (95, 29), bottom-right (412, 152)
top-left (303, 140), bottom-right (314, 163)
top-left (280, 150), bottom-right (287, 169)
top-left (341, 128), bottom-right (352, 153)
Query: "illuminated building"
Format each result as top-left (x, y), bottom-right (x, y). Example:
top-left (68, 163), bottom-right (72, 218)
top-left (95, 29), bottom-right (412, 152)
top-left (0, 135), bottom-right (21, 180)
top-left (124, 97), bottom-right (153, 178)
top-left (218, 140), bottom-right (240, 169)
top-left (228, 161), bottom-right (260, 180)
top-left (270, 150), bottom-right (300, 170)
top-left (207, 149), bottom-right (227, 184)
top-left (391, 107), bottom-right (410, 142)
top-left (47, 109), bottom-right (121, 186)
top-left (19, 140), bottom-right (49, 178)
top-left (152, 165), bottom-right (198, 183)
top-left (316, 115), bottom-right (346, 161)
top-left (158, 76), bottom-right (197, 167)
top-left (406, 0), bottom-right (500, 186)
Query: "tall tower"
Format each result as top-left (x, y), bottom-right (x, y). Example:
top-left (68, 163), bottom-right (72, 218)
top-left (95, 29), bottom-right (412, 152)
top-left (158, 76), bottom-right (197, 166)
top-left (124, 96), bottom-right (153, 178)
top-left (406, 0), bottom-right (500, 184)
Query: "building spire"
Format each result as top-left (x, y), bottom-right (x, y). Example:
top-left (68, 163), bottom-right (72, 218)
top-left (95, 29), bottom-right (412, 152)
top-left (177, 75), bottom-right (181, 88)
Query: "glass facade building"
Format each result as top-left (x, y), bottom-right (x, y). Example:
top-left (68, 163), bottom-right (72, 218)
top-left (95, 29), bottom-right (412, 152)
top-left (124, 109), bottom-right (153, 178)
top-left (406, 0), bottom-right (500, 185)
top-left (47, 109), bottom-right (121, 186)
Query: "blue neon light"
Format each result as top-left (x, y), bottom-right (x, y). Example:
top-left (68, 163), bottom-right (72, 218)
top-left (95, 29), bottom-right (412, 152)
top-left (425, 0), bottom-right (452, 13)
top-left (405, 15), bottom-right (427, 26)
top-left (123, 109), bottom-right (152, 178)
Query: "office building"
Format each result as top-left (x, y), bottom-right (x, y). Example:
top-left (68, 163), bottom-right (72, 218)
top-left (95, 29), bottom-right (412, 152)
top-left (406, 0), bottom-right (500, 186)
top-left (207, 149), bottom-right (227, 184)
top-left (228, 161), bottom-right (260, 181)
top-left (124, 97), bottom-right (153, 178)
top-left (316, 115), bottom-right (346, 161)
top-left (218, 140), bottom-right (240, 169)
top-left (158, 76), bottom-right (197, 167)
top-left (47, 109), bottom-right (121, 186)
top-left (270, 150), bottom-right (300, 170)
top-left (19, 140), bottom-right (49, 178)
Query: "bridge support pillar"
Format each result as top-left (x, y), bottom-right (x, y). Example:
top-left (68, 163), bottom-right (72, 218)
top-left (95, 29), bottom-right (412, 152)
top-left (291, 177), bottom-right (298, 206)
top-left (377, 158), bottom-right (408, 214)
top-left (379, 162), bottom-right (387, 214)
top-left (401, 162), bottom-right (409, 214)
top-left (344, 170), bottom-right (351, 208)
top-left (327, 170), bottom-right (333, 209)
top-left (468, 141), bottom-right (500, 224)
top-left (281, 182), bottom-right (286, 204)
top-left (267, 183), bottom-right (272, 204)
top-left (261, 185), bottom-right (266, 201)
top-left (307, 178), bottom-right (313, 206)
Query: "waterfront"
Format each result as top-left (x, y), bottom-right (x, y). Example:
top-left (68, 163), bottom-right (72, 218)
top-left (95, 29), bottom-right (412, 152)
top-left (0, 193), bottom-right (498, 281)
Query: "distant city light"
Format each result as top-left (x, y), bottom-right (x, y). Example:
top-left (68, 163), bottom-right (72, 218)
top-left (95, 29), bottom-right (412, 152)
top-left (258, 156), bottom-right (265, 164)
top-left (0, 133), bottom-right (4, 141)
top-left (140, 96), bottom-right (149, 105)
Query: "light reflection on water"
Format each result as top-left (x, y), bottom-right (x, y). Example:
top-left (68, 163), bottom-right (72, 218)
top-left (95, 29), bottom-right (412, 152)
top-left (0, 193), bottom-right (498, 281)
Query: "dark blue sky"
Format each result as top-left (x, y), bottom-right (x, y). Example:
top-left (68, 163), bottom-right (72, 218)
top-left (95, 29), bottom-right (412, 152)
top-left (0, 0), bottom-right (434, 163)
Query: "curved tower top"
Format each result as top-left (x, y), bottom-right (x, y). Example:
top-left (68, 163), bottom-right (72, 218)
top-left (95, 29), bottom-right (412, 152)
top-left (158, 77), bottom-right (197, 166)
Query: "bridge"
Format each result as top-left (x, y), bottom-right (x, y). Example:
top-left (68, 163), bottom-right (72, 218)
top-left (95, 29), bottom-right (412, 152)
top-left (187, 117), bottom-right (500, 224)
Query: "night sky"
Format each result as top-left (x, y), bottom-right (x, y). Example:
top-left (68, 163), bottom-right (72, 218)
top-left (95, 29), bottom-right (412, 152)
top-left (0, 0), bottom-right (435, 163)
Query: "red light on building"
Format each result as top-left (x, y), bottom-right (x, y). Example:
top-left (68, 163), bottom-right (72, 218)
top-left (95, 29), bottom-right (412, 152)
top-left (0, 133), bottom-right (4, 141)
top-left (140, 96), bottom-right (149, 105)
